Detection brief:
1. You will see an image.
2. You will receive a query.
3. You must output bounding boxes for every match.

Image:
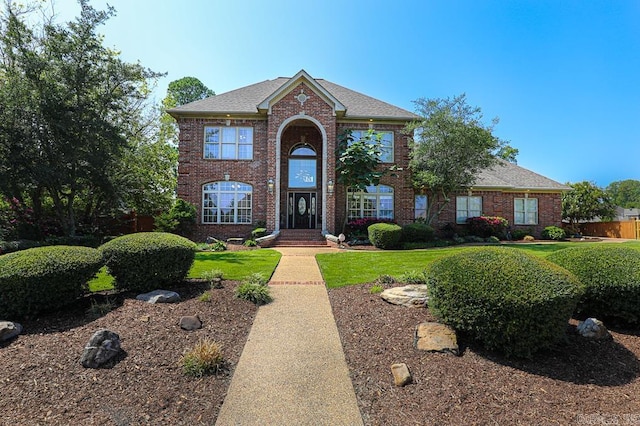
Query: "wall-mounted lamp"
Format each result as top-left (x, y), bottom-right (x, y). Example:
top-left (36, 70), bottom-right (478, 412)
top-left (267, 178), bottom-right (275, 194)
top-left (224, 172), bottom-right (230, 181)
top-left (467, 188), bottom-right (473, 196)
top-left (327, 179), bottom-right (334, 195)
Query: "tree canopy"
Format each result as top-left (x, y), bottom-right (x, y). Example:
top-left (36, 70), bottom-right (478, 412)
top-left (606, 179), bottom-right (640, 209)
top-left (165, 76), bottom-right (214, 107)
top-left (0, 0), bottom-right (164, 236)
top-left (562, 181), bottom-right (616, 232)
top-left (405, 94), bottom-right (516, 225)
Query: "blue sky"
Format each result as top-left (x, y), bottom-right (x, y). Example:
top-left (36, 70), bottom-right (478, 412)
top-left (53, 0), bottom-right (639, 187)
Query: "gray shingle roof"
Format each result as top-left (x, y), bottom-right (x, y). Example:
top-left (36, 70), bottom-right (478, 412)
top-left (474, 160), bottom-right (569, 191)
top-left (168, 74), bottom-right (418, 120)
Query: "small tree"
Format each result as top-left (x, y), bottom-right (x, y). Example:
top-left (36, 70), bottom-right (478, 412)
top-left (154, 198), bottom-right (197, 237)
top-left (562, 181), bottom-right (616, 234)
top-left (405, 94), bottom-right (515, 225)
top-left (336, 129), bottom-right (388, 232)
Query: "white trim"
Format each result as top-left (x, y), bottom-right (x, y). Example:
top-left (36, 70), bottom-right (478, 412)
top-left (275, 115), bottom-right (328, 233)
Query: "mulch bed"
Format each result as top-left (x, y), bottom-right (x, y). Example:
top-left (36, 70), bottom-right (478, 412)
top-left (0, 281), bottom-right (257, 425)
top-left (328, 282), bottom-right (640, 426)
top-left (4, 276), bottom-right (640, 425)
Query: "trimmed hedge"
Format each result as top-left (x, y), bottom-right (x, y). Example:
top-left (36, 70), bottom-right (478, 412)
top-left (427, 247), bottom-right (584, 357)
top-left (0, 246), bottom-right (103, 318)
top-left (401, 223), bottom-right (435, 242)
top-left (368, 223), bottom-right (402, 249)
top-left (547, 245), bottom-right (640, 324)
top-left (99, 232), bottom-right (196, 292)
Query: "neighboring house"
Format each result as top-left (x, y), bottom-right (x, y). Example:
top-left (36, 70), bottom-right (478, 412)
top-left (614, 207), bottom-right (640, 221)
top-left (168, 69), bottom-right (568, 241)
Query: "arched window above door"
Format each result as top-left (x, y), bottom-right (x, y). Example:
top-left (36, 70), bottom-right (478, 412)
top-left (290, 144), bottom-right (316, 156)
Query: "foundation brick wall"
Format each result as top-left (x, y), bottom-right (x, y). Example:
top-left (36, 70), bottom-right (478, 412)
top-left (432, 191), bottom-right (564, 237)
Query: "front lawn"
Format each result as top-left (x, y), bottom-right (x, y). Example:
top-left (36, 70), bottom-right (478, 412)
top-left (317, 240), bottom-right (640, 288)
top-left (88, 249), bottom-right (282, 292)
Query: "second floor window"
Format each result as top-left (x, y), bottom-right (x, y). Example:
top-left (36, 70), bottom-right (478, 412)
top-left (204, 126), bottom-right (253, 160)
top-left (350, 130), bottom-right (394, 163)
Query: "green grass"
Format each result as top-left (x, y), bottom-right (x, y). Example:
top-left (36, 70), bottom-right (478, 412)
top-left (88, 249), bottom-right (282, 292)
top-left (317, 240), bottom-right (640, 288)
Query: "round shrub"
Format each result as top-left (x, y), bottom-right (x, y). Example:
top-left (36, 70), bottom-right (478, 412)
top-left (401, 223), bottom-right (435, 242)
top-left (99, 232), bottom-right (196, 292)
top-left (368, 223), bottom-right (402, 249)
top-left (427, 247), bottom-right (583, 357)
top-left (0, 245), bottom-right (103, 318)
top-left (466, 216), bottom-right (508, 239)
top-left (541, 226), bottom-right (566, 240)
top-left (547, 245), bottom-right (640, 324)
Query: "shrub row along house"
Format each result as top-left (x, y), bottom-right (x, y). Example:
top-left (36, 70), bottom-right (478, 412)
top-left (168, 70), bottom-right (568, 242)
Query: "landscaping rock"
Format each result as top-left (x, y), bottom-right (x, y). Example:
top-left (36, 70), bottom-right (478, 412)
top-left (577, 318), bottom-right (611, 340)
top-left (80, 329), bottom-right (122, 369)
top-left (415, 322), bottom-right (459, 355)
top-left (391, 363), bottom-right (412, 387)
top-left (0, 321), bottom-right (22, 342)
top-left (136, 290), bottom-right (180, 304)
top-left (179, 315), bottom-right (202, 331)
top-left (380, 285), bottom-right (429, 308)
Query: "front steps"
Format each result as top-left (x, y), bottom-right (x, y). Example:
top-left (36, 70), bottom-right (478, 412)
top-left (273, 229), bottom-right (327, 247)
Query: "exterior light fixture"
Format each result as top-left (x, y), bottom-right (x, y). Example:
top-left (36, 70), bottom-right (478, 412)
top-left (267, 178), bottom-right (275, 194)
top-left (224, 172), bottom-right (230, 181)
top-left (327, 179), bottom-right (334, 195)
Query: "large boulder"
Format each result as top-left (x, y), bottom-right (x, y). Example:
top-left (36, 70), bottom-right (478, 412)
top-left (380, 285), bottom-right (429, 308)
top-left (136, 290), bottom-right (180, 304)
top-left (414, 322), bottom-right (459, 355)
top-left (80, 329), bottom-right (122, 369)
top-left (0, 321), bottom-right (22, 342)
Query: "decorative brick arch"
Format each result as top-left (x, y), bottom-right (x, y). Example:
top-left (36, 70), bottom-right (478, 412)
top-left (275, 115), bottom-right (329, 233)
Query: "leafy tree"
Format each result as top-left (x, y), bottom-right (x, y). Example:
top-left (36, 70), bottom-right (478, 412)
top-left (562, 181), bottom-right (616, 233)
top-left (165, 76), bottom-right (214, 107)
top-left (606, 179), bottom-right (640, 209)
top-left (0, 0), bottom-right (163, 236)
top-left (336, 129), bottom-right (390, 232)
top-left (154, 198), bottom-right (197, 237)
top-left (405, 94), bottom-right (515, 225)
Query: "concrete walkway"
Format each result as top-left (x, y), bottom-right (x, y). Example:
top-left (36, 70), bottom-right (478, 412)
top-left (215, 247), bottom-right (363, 426)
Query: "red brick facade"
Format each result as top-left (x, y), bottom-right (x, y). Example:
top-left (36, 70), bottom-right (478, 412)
top-left (173, 74), bottom-right (565, 241)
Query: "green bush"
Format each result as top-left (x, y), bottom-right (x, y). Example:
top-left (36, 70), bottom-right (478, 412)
top-left (0, 246), bottom-right (103, 318)
top-left (99, 232), bottom-right (196, 292)
top-left (510, 228), bottom-right (530, 241)
top-left (401, 223), bottom-right (435, 243)
top-left (368, 223), bottom-right (402, 249)
top-left (154, 198), bottom-right (197, 237)
top-left (399, 269), bottom-right (428, 284)
top-left (427, 247), bottom-right (583, 358)
top-left (541, 226), bottom-right (566, 240)
top-left (212, 241), bottom-right (227, 252)
top-left (251, 227), bottom-right (267, 238)
top-left (547, 245), bottom-right (640, 324)
top-left (235, 282), bottom-right (272, 305)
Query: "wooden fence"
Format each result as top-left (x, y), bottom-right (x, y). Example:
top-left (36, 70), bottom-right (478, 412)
top-left (578, 220), bottom-right (640, 239)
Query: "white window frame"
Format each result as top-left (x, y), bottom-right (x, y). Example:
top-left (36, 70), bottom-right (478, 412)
top-left (203, 126), bottom-right (253, 160)
top-left (347, 185), bottom-right (394, 220)
top-left (202, 181), bottom-right (252, 224)
top-left (514, 197), bottom-right (538, 225)
top-left (351, 130), bottom-right (394, 163)
top-left (456, 196), bottom-right (482, 224)
top-left (415, 194), bottom-right (427, 220)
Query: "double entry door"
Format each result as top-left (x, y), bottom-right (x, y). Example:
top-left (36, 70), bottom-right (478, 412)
top-left (287, 192), bottom-right (317, 229)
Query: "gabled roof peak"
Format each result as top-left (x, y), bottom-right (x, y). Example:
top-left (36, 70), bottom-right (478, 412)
top-left (256, 69), bottom-right (346, 116)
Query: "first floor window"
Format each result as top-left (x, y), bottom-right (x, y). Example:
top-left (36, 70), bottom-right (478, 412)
top-left (348, 185), bottom-right (394, 219)
top-left (204, 126), bottom-right (253, 160)
top-left (415, 195), bottom-right (427, 220)
top-left (202, 181), bottom-right (252, 224)
top-left (514, 197), bottom-right (538, 225)
top-left (350, 130), bottom-right (394, 163)
top-left (456, 196), bottom-right (482, 223)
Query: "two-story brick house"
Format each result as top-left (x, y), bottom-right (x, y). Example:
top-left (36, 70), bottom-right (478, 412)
top-left (168, 70), bottom-right (568, 242)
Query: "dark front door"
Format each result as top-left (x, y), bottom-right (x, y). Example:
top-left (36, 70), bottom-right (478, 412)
top-left (288, 192), bottom-right (316, 229)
